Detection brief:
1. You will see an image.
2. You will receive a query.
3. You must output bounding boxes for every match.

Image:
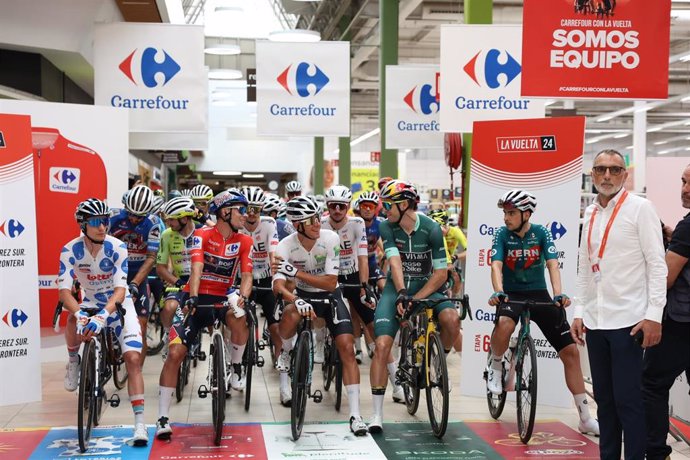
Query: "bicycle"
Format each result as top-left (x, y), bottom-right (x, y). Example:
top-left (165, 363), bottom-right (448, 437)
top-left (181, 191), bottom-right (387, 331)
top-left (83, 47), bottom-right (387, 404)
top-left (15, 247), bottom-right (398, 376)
top-left (321, 326), bottom-right (343, 411)
top-left (176, 325), bottom-right (205, 403)
top-left (241, 297), bottom-right (265, 412)
top-left (396, 296), bottom-right (471, 439)
top-left (483, 298), bottom-right (561, 444)
top-left (145, 288), bottom-right (165, 356)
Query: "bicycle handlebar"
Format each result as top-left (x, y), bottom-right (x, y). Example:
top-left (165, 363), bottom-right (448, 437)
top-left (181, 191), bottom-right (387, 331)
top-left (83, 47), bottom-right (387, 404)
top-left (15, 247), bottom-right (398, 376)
top-left (498, 298), bottom-right (559, 308)
top-left (399, 296), bottom-right (473, 321)
top-left (53, 300), bottom-right (126, 332)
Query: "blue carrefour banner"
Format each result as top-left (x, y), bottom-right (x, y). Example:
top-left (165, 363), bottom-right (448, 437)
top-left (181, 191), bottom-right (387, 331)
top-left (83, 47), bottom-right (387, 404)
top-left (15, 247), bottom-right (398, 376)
top-left (256, 41), bottom-right (350, 137)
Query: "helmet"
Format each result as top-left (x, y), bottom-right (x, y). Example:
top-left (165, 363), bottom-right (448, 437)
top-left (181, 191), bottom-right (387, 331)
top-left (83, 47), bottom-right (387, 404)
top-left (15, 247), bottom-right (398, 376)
top-left (428, 208), bottom-right (449, 225)
top-left (286, 196), bottom-right (320, 222)
top-left (209, 189), bottom-right (248, 215)
top-left (278, 200), bottom-right (287, 219)
top-left (497, 189), bottom-right (537, 213)
top-left (352, 197), bottom-right (361, 213)
top-left (378, 176), bottom-right (394, 191)
top-left (324, 185), bottom-right (352, 204)
top-left (151, 195), bottom-right (165, 214)
top-left (379, 180), bottom-right (418, 202)
top-left (263, 193), bottom-right (282, 213)
top-left (241, 186), bottom-right (266, 206)
top-left (358, 190), bottom-right (379, 205)
top-left (75, 198), bottom-right (110, 230)
top-left (190, 184), bottom-right (214, 202)
top-left (168, 189), bottom-right (182, 199)
top-left (162, 197), bottom-right (196, 219)
top-left (180, 189), bottom-right (193, 197)
top-left (285, 180), bottom-right (302, 193)
top-left (125, 185), bottom-right (154, 216)
top-left (121, 190), bottom-right (130, 205)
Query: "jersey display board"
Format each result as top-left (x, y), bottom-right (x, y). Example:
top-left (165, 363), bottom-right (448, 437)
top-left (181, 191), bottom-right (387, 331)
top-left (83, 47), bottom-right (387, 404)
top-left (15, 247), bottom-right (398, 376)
top-left (94, 23), bottom-right (207, 149)
top-left (439, 25), bottom-right (545, 132)
top-left (0, 100), bottom-right (128, 327)
top-left (521, 0), bottom-right (671, 99)
top-left (256, 41), bottom-right (350, 136)
top-left (385, 65), bottom-right (442, 148)
top-left (0, 114), bottom-right (41, 406)
top-left (461, 116), bottom-right (585, 408)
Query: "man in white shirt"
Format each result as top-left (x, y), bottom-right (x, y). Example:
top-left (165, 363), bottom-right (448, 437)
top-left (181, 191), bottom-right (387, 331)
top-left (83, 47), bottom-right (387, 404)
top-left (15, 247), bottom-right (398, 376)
top-left (571, 149), bottom-right (667, 460)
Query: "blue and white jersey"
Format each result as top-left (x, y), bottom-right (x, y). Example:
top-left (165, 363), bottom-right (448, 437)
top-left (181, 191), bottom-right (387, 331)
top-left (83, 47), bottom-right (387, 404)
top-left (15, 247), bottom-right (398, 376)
top-left (109, 209), bottom-right (162, 274)
top-left (276, 218), bottom-right (295, 241)
top-left (366, 217), bottom-right (384, 268)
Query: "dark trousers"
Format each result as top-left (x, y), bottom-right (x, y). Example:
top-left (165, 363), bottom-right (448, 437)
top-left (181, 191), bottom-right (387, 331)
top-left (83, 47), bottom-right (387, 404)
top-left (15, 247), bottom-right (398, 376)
top-left (587, 327), bottom-right (645, 460)
top-left (642, 317), bottom-right (690, 460)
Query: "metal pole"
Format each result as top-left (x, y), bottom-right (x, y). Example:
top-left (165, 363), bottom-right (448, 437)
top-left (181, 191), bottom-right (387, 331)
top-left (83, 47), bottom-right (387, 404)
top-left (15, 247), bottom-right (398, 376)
top-left (339, 137), bottom-right (351, 186)
top-left (314, 137), bottom-right (324, 194)
top-left (379, 0), bottom-right (399, 179)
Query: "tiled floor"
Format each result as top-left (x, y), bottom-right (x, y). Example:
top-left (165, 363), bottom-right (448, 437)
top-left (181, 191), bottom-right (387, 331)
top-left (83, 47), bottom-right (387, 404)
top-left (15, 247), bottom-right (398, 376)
top-left (2, 326), bottom-right (690, 459)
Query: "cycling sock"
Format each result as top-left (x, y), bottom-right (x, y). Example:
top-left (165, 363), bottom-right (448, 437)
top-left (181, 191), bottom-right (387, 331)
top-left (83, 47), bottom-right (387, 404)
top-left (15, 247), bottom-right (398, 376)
top-left (232, 363), bottom-right (242, 377)
top-left (386, 362), bottom-right (398, 387)
top-left (367, 342), bottom-right (375, 355)
top-left (230, 343), bottom-right (246, 365)
top-left (158, 387), bottom-right (175, 418)
top-left (280, 335), bottom-right (296, 352)
top-left (279, 371), bottom-right (289, 390)
top-left (346, 384), bottom-right (361, 418)
top-left (68, 347), bottom-right (80, 362)
top-left (491, 356), bottom-right (503, 370)
top-left (130, 394), bottom-right (144, 425)
top-left (354, 337), bottom-right (362, 353)
top-left (574, 393), bottom-right (593, 421)
top-left (371, 386), bottom-right (386, 417)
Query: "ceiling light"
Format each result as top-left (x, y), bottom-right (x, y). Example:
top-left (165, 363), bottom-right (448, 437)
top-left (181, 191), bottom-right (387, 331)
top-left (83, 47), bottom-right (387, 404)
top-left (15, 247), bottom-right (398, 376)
top-left (204, 44), bottom-right (241, 55)
top-left (268, 29), bottom-right (321, 43)
top-left (351, 128), bottom-right (380, 147)
top-left (209, 69), bottom-right (243, 80)
top-left (613, 133), bottom-right (630, 139)
top-left (213, 171), bottom-right (242, 176)
top-left (243, 173), bottom-right (264, 178)
top-left (215, 5), bottom-right (243, 13)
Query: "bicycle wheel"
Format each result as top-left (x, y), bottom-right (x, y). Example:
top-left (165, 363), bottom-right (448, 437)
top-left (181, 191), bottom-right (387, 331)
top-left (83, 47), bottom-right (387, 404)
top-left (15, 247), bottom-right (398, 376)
top-left (146, 308), bottom-right (165, 356)
top-left (93, 335), bottom-right (108, 427)
top-left (516, 335), bottom-right (538, 444)
top-left (176, 354), bottom-right (190, 403)
top-left (399, 325), bottom-right (420, 415)
top-left (322, 337), bottom-right (334, 391)
top-left (78, 340), bottom-right (96, 453)
top-left (485, 349), bottom-right (507, 420)
top-left (334, 350), bottom-right (342, 411)
top-left (291, 331), bottom-right (310, 441)
top-left (426, 332), bottom-right (449, 438)
top-left (244, 322), bottom-right (255, 412)
top-left (211, 333), bottom-right (226, 446)
top-left (111, 333), bottom-right (128, 390)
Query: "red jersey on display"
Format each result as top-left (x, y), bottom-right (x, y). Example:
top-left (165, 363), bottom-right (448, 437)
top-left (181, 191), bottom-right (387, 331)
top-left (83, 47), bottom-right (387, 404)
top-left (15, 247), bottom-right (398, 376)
top-left (188, 226), bottom-right (253, 297)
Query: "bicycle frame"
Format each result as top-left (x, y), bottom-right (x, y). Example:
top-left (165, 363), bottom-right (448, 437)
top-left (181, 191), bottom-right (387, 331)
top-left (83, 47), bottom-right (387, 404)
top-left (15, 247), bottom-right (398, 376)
top-left (513, 308), bottom-right (532, 393)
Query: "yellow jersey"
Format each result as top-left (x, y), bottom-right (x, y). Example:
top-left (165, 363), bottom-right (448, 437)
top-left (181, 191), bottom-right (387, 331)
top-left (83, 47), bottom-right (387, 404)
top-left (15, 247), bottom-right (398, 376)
top-left (444, 226), bottom-right (467, 262)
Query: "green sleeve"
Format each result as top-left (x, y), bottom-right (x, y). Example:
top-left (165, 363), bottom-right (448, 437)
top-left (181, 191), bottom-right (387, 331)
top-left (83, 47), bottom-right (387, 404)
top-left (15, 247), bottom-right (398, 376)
top-left (540, 225), bottom-right (559, 261)
top-left (491, 227), bottom-right (507, 262)
top-left (380, 221), bottom-right (400, 259)
top-left (156, 230), bottom-right (170, 265)
top-left (429, 222), bottom-right (447, 270)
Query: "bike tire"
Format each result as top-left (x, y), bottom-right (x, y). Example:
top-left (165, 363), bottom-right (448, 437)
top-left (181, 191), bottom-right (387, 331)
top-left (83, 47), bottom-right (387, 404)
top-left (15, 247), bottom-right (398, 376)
top-left (399, 325), bottom-right (421, 415)
top-left (322, 337), bottom-right (335, 391)
top-left (516, 335), bottom-right (538, 444)
top-left (244, 323), bottom-right (255, 412)
top-left (485, 349), bottom-right (507, 420)
top-left (334, 349), bottom-right (342, 411)
top-left (291, 331), bottom-right (310, 441)
top-left (111, 333), bottom-right (128, 390)
top-left (176, 355), bottom-right (190, 403)
top-left (262, 320), bottom-right (276, 369)
top-left (93, 335), bottom-right (108, 427)
top-left (146, 309), bottom-right (165, 356)
top-left (212, 333), bottom-right (226, 446)
top-left (426, 332), bottom-right (449, 438)
top-left (78, 340), bottom-right (96, 453)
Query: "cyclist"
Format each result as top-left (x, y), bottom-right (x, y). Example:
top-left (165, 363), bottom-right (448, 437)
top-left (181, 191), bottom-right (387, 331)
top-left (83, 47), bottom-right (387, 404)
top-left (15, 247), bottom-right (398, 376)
top-left (155, 197), bottom-right (197, 357)
top-left (190, 184), bottom-right (216, 227)
top-left (369, 180), bottom-right (458, 433)
top-left (358, 191), bottom-right (387, 294)
top-left (60, 198), bottom-right (148, 445)
top-left (285, 180), bottom-right (302, 200)
top-left (428, 209), bottom-right (466, 298)
top-left (272, 196), bottom-right (369, 436)
top-left (377, 177), bottom-right (394, 219)
top-left (148, 194), bottom-right (167, 318)
top-left (264, 193), bottom-right (295, 240)
top-left (109, 185), bottom-right (162, 358)
top-left (486, 189), bottom-right (599, 436)
top-left (156, 190), bottom-right (254, 440)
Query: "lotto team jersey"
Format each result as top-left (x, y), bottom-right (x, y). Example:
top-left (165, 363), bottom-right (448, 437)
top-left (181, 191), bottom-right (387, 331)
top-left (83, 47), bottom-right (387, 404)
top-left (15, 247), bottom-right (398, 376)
top-left (273, 230), bottom-right (340, 293)
top-left (109, 209), bottom-right (162, 275)
top-left (365, 217), bottom-right (383, 266)
top-left (276, 219), bottom-right (295, 241)
top-left (188, 226), bottom-right (253, 297)
top-left (380, 214), bottom-right (447, 282)
top-left (491, 224), bottom-right (558, 292)
top-left (321, 216), bottom-right (368, 275)
top-left (157, 227), bottom-right (196, 279)
top-left (444, 226), bottom-right (467, 260)
top-left (244, 216), bottom-right (279, 279)
top-left (57, 235), bottom-right (128, 309)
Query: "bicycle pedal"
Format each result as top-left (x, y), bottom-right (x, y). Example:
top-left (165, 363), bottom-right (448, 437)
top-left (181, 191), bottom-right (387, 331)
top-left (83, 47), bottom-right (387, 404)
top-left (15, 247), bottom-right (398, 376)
top-left (312, 390), bottom-right (323, 403)
top-left (258, 340), bottom-right (266, 350)
top-left (108, 393), bottom-right (121, 408)
top-left (198, 351), bottom-right (207, 361)
top-left (256, 356), bottom-right (265, 368)
top-left (198, 385), bottom-right (209, 398)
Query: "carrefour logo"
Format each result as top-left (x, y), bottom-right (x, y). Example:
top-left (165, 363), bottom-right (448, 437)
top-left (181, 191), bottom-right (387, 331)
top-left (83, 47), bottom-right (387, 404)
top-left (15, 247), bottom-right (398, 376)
top-left (270, 62), bottom-right (337, 118)
top-left (2, 308), bottom-right (28, 328)
top-left (119, 47), bottom-right (180, 88)
top-left (397, 83), bottom-right (440, 133)
top-left (0, 219), bottom-right (24, 238)
top-left (547, 221), bottom-right (568, 241)
top-left (49, 167), bottom-right (80, 194)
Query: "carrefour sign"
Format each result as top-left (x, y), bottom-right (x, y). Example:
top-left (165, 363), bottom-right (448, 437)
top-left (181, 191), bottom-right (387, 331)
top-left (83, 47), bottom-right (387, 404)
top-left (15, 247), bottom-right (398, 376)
top-left (385, 65), bottom-right (443, 149)
top-left (256, 41), bottom-right (350, 137)
top-left (440, 25), bottom-right (544, 132)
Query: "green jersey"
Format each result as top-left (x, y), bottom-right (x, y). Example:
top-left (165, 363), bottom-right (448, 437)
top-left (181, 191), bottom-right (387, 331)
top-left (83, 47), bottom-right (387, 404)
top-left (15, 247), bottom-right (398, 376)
top-left (156, 227), bottom-right (196, 279)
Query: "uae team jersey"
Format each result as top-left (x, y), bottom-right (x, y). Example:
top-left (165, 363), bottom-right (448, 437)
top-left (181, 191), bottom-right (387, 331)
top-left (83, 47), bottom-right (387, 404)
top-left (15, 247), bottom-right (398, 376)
top-left (273, 230), bottom-right (340, 293)
top-left (243, 216), bottom-right (279, 279)
top-left (156, 226), bottom-right (196, 279)
top-left (109, 209), bottom-right (162, 275)
top-left (321, 216), bottom-right (368, 275)
top-left (490, 224), bottom-right (558, 292)
top-left (188, 226), bottom-right (253, 297)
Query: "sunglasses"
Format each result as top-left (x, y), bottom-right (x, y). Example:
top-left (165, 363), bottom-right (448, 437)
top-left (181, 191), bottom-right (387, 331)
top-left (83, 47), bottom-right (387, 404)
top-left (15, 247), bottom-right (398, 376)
top-left (327, 202), bottom-right (348, 211)
top-left (298, 215), bottom-right (321, 227)
top-left (247, 205), bottom-right (263, 215)
top-left (381, 200), bottom-right (407, 211)
top-left (359, 202), bottom-right (377, 211)
top-left (87, 216), bottom-right (109, 228)
top-left (230, 205), bottom-right (247, 215)
top-left (592, 165), bottom-right (625, 176)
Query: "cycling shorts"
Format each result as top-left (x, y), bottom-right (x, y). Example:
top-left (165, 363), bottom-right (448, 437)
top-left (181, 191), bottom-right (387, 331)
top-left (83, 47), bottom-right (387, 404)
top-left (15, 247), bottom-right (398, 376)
top-left (127, 276), bottom-right (150, 318)
top-left (164, 289), bottom-right (189, 306)
top-left (296, 288), bottom-right (353, 338)
top-left (368, 263), bottom-right (385, 282)
top-left (374, 279), bottom-right (454, 339)
top-left (148, 275), bottom-right (165, 309)
top-left (82, 297), bottom-right (142, 355)
top-left (497, 290), bottom-right (574, 353)
top-left (252, 277), bottom-right (280, 326)
top-left (339, 273), bottom-right (375, 326)
top-left (170, 294), bottom-right (228, 349)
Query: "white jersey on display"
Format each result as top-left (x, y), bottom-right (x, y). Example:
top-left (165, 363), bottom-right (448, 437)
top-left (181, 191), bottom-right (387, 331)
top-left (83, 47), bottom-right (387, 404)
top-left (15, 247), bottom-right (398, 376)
top-left (273, 230), bottom-right (340, 293)
top-left (321, 216), bottom-right (368, 275)
top-left (243, 216), bottom-right (279, 279)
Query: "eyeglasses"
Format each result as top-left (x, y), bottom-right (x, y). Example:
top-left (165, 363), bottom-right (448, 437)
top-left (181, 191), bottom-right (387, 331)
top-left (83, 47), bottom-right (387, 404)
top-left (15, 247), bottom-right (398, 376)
top-left (592, 165), bottom-right (625, 176)
top-left (359, 202), bottom-right (377, 211)
top-left (327, 202), bottom-right (348, 211)
top-left (247, 205), bottom-right (263, 215)
top-left (298, 215), bottom-right (321, 226)
top-left (87, 216), bottom-right (109, 228)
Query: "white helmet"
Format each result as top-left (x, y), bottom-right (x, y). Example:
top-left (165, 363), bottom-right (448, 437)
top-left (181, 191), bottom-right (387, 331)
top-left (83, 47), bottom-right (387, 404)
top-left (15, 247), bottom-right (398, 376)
top-left (180, 189), bottom-right (193, 197)
top-left (325, 185), bottom-right (352, 204)
top-left (241, 186), bottom-right (265, 206)
top-left (358, 190), bottom-right (379, 204)
top-left (278, 201), bottom-right (287, 219)
top-left (190, 184), bottom-right (213, 202)
top-left (285, 180), bottom-right (302, 193)
top-left (263, 193), bottom-right (282, 213)
top-left (162, 197), bottom-right (196, 219)
top-left (151, 195), bottom-right (165, 214)
top-left (497, 189), bottom-right (537, 213)
top-left (286, 196), bottom-right (320, 222)
top-left (125, 185), bottom-right (154, 216)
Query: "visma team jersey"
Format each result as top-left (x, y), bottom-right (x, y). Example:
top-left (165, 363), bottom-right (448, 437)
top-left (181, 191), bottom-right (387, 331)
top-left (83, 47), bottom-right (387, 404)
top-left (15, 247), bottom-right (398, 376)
top-left (380, 214), bottom-right (447, 283)
top-left (109, 209), bottom-right (162, 274)
top-left (365, 217), bottom-right (384, 267)
top-left (188, 226), bottom-right (253, 297)
top-left (321, 216), bottom-right (368, 275)
top-left (57, 235), bottom-right (129, 309)
top-left (273, 230), bottom-right (340, 293)
top-left (243, 217), bottom-right (279, 279)
top-left (490, 224), bottom-right (558, 292)
top-left (156, 227), bottom-right (196, 279)
top-left (276, 219), bottom-right (295, 241)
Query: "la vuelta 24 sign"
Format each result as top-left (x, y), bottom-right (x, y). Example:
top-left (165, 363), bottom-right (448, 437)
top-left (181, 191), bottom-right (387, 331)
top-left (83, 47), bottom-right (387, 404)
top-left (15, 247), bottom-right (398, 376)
top-left (521, 0), bottom-right (671, 99)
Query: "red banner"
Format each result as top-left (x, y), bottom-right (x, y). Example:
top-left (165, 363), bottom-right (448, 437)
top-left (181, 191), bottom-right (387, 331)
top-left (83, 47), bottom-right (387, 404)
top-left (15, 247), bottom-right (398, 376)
top-left (149, 424), bottom-right (267, 460)
top-left (521, 0), bottom-right (671, 99)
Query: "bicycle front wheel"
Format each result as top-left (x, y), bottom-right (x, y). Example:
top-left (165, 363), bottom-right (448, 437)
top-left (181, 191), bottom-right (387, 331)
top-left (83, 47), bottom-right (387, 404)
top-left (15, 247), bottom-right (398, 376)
top-left (426, 332), bottom-right (449, 438)
top-left (291, 331), bottom-right (310, 441)
top-left (78, 341), bottom-right (96, 453)
top-left (244, 323), bottom-right (256, 412)
top-left (516, 335), bottom-right (538, 444)
top-left (211, 333), bottom-right (226, 446)
top-left (176, 354), bottom-right (190, 403)
top-left (485, 349), bottom-right (507, 419)
top-left (400, 325), bottom-right (420, 415)
top-left (111, 333), bottom-right (128, 390)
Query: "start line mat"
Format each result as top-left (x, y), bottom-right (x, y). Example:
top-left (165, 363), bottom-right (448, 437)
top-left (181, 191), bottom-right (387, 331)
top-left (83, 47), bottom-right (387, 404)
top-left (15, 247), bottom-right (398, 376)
top-left (0, 420), bottom-right (599, 460)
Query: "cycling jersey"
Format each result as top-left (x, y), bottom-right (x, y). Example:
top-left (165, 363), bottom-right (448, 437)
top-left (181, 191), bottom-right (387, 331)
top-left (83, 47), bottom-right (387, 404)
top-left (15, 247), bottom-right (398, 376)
top-left (321, 216), bottom-right (368, 275)
top-left (188, 226), bottom-right (253, 297)
top-left (365, 216), bottom-right (383, 264)
top-left (109, 209), bottom-right (162, 275)
top-left (157, 226), bottom-right (196, 280)
top-left (444, 226), bottom-right (467, 260)
top-left (276, 219), bottom-right (295, 241)
top-left (273, 230), bottom-right (340, 293)
top-left (490, 224), bottom-right (558, 292)
top-left (243, 216), bottom-right (279, 279)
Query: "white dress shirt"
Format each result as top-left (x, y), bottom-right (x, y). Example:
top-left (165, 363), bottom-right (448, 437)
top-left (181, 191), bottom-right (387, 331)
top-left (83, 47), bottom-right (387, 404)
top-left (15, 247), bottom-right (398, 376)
top-left (573, 188), bottom-right (667, 329)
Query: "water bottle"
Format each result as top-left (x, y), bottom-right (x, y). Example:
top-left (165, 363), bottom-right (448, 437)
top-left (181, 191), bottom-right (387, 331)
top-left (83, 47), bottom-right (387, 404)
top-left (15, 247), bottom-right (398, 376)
top-left (505, 336), bottom-right (518, 391)
top-left (414, 334), bottom-right (425, 367)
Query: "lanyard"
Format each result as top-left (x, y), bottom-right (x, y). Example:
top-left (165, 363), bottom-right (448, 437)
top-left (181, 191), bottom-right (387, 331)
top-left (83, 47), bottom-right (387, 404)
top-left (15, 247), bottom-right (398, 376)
top-left (587, 190), bottom-right (628, 262)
